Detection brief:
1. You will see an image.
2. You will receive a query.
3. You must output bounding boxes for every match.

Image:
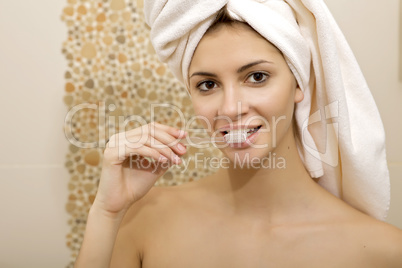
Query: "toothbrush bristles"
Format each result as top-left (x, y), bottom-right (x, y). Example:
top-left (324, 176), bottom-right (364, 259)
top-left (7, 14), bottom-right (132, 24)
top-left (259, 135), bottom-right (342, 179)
top-left (224, 131), bottom-right (247, 144)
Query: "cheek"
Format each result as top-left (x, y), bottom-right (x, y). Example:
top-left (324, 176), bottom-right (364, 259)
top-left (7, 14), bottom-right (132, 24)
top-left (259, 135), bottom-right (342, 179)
top-left (255, 87), bottom-right (295, 118)
top-left (192, 101), bottom-right (206, 116)
top-left (192, 101), bottom-right (215, 128)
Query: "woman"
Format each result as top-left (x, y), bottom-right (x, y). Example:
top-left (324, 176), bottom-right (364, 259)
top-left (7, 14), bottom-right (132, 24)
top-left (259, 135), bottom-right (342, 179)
top-left (75, 1), bottom-right (402, 267)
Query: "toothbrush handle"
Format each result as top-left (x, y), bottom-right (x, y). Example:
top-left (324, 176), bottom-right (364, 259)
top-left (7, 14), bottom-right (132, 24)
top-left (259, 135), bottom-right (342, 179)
top-left (179, 137), bottom-right (225, 145)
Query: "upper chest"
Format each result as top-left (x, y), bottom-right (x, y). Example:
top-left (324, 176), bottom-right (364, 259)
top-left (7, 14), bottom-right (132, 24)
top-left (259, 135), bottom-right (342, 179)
top-left (139, 210), bottom-right (375, 268)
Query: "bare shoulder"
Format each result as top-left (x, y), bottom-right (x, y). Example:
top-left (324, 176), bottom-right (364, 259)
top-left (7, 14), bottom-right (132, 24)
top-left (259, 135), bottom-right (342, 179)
top-left (348, 213), bottom-right (402, 267)
top-left (367, 219), bottom-right (402, 267)
top-left (307, 192), bottom-right (402, 267)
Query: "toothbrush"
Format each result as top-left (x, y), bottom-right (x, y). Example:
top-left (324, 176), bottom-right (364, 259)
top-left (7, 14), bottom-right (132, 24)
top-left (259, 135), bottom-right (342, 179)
top-left (180, 130), bottom-right (247, 146)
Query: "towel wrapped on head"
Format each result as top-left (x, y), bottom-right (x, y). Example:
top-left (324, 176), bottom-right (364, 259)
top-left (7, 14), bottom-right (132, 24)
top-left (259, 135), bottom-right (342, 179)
top-left (144, 0), bottom-right (390, 221)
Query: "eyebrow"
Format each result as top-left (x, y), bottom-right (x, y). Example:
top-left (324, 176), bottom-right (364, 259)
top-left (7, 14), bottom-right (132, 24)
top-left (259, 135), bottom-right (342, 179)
top-left (189, 60), bottom-right (272, 79)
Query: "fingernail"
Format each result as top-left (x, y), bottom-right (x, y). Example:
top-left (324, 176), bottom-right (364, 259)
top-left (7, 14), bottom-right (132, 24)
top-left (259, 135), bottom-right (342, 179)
top-left (177, 143), bottom-right (186, 152)
top-left (178, 130), bottom-right (186, 137)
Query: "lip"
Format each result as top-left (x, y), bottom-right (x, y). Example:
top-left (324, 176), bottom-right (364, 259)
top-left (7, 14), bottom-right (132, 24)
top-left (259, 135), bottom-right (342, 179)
top-left (217, 124), bottom-right (263, 133)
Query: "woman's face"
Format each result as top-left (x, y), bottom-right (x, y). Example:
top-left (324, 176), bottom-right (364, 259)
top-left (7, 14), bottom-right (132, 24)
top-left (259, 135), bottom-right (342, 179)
top-left (188, 23), bottom-right (303, 163)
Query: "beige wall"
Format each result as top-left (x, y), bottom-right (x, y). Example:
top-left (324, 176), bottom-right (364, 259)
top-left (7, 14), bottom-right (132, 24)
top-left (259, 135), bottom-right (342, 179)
top-left (0, 0), bottom-right (400, 267)
top-left (0, 0), bottom-right (70, 267)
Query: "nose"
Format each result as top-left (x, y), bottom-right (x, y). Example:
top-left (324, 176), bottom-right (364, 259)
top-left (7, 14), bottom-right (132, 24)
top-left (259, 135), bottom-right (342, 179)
top-left (217, 84), bottom-right (249, 121)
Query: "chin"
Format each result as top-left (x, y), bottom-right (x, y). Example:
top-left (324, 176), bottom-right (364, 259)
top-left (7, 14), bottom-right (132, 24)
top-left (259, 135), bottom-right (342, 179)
top-left (220, 129), bottom-right (291, 170)
top-left (221, 146), bottom-right (278, 169)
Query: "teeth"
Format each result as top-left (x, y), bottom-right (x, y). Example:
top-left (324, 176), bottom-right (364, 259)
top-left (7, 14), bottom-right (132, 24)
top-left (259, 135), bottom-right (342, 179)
top-left (223, 126), bottom-right (261, 144)
top-left (225, 128), bottom-right (251, 133)
top-left (225, 127), bottom-right (259, 135)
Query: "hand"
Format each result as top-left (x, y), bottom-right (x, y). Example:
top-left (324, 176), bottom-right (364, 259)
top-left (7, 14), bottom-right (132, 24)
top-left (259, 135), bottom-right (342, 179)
top-left (92, 122), bottom-right (187, 217)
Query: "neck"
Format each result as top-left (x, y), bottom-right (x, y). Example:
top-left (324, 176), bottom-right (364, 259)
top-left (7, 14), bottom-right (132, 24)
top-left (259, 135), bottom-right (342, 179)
top-left (212, 129), bottom-right (321, 222)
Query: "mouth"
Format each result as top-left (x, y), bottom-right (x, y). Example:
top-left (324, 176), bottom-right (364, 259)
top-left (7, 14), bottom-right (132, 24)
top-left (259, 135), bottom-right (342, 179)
top-left (221, 125), bottom-right (262, 138)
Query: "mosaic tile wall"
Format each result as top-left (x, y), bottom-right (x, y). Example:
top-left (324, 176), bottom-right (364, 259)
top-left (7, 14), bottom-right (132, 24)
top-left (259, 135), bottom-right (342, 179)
top-left (61, 0), bottom-right (221, 266)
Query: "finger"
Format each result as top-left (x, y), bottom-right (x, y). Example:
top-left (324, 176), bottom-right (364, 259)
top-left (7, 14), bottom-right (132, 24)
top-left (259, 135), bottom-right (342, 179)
top-left (123, 125), bottom-right (187, 155)
top-left (149, 122), bottom-right (187, 139)
top-left (148, 131), bottom-right (187, 156)
top-left (107, 123), bottom-right (187, 157)
top-left (109, 123), bottom-right (186, 146)
top-left (140, 136), bottom-right (183, 164)
top-left (107, 138), bottom-right (183, 165)
top-left (105, 131), bottom-right (181, 164)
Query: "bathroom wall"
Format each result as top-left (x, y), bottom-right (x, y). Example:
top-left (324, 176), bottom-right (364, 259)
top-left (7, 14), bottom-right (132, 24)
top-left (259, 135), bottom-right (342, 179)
top-left (0, 0), bottom-right (400, 268)
top-left (0, 0), bottom-right (70, 267)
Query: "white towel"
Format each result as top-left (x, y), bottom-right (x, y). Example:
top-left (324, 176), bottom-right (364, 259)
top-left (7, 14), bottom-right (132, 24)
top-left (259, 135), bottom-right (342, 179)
top-left (144, 0), bottom-right (390, 221)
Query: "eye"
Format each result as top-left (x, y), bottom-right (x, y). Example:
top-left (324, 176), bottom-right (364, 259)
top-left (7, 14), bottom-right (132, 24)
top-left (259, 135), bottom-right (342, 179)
top-left (246, 72), bottom-right (268, 84)
top-left (197, 80), bottom-right (218, 92)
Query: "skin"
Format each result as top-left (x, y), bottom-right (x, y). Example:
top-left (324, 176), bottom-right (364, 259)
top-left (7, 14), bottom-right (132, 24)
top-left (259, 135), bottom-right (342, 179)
top-left (75, 23), bottom-right (402, 268)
